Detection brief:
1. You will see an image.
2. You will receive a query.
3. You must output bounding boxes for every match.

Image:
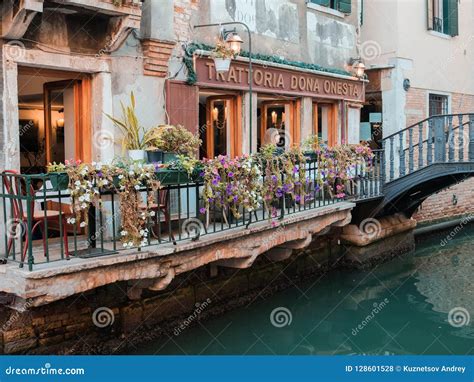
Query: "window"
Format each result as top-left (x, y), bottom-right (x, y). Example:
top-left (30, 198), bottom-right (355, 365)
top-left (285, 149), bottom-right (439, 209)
top-left (313, 102), bottom-right (338, 146)
top-left (428, 94), bottom-right (449, 116)
top-left (309, 0), bottom-right (351, 14)
top-left (427, 0), bottom-right (458, 36)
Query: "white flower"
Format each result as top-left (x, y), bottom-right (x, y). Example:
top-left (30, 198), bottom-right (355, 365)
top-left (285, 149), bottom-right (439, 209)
top-left (134, 185), bottom-right (140, 190)
top-left (129, 171), bottom-right (135, 176)
top-left (75, 180), bottom-right (81, 186)
top-left (67, 218), bottom-right (76, 224)
top-left (78, 196), bottom-right (85, 202)
top-left (139, 229), bottom-right (145, 235)
top-left (149, 211), bottom-right (156, 217)
top-left (120, 230), bottom-right (128, 236)
top-left (102, 179), bottom-right (109, 185)
top-left (80, 221), bottom-right (87, 228)
top-left (118, 175), bottom-right (124, 179)
top-left (81, 203), bottom-right (87, 209)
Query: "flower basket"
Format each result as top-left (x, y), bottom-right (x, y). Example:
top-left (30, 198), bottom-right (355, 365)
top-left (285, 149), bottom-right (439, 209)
top-left (213, 57), bottom-right (231, 72)
top-left (49, 172), bottom-right (69, 191)
top-left (155, 169), bottom-right (190, 185)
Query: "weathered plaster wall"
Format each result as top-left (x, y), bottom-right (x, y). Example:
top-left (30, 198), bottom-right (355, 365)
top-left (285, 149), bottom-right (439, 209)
top-left (170, 0), bottom-right (359, 75)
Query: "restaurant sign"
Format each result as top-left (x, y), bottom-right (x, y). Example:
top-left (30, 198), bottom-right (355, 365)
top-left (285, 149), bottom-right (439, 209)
top-left (195, 58), bottom-right (364, 102)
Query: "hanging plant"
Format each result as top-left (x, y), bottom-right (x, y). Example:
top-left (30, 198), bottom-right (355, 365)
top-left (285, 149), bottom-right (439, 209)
top-left (202, 155), bottom-right (261, 221)
top-left (55, 160), bottom-right (160, 247)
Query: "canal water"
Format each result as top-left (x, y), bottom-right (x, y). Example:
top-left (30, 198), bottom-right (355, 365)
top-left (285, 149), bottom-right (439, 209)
top-left (135, 225), bottom-right (473, 355)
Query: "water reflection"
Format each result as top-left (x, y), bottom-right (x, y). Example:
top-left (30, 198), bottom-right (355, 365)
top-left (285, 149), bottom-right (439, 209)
top-left (133, 227), bottom-right (474, 355)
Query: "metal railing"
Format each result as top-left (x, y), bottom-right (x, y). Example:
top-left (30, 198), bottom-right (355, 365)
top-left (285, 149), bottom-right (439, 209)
top-left (382, 114), bottom-right (474, 182)
top-left (1, 155), bottom-right (380, 270)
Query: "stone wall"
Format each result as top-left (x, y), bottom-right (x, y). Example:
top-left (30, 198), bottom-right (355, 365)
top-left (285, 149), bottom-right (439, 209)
top-left (0, 237), bottom-right (338, 354)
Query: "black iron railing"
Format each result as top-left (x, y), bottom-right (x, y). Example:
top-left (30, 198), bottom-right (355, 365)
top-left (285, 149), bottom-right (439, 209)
top-left (382, 114), bottom-right (474, 182)
top-left (1, 155), bottom-right (380, 270)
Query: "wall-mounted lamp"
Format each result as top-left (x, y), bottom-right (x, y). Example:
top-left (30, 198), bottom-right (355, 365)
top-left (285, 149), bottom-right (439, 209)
top-left (349, 58), bottom-right (366, 78)
top-left (56, 118), bottom-right (65, 128)
top-left (224, 31), bottom-right (244, 55)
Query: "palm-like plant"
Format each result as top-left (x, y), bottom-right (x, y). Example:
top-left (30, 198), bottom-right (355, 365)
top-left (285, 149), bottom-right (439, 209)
top-left (105, 92), bottom-right (145, 151)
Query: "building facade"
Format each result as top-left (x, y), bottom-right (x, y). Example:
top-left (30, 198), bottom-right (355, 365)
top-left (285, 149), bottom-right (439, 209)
top-left (360, 0), bottom-right (474, 223)
top-left (0, 0), bottom-right (366, 175)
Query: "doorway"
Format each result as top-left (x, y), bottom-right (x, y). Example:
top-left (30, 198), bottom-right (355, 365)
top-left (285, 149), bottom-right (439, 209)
top-left (313, 102), bottom-right (338, 146)
top-left (198, 92), bottom-right (242, 159)
top-left (258, 98), bottom-right (300, 150)
top-left (17, 67), bottom-right (91, 173)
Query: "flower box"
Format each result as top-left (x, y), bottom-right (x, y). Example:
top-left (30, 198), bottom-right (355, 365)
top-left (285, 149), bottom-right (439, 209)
top-left (155, 169), bottom-right (190, 185)
top-left (49, 172), bottom-right (69, 191)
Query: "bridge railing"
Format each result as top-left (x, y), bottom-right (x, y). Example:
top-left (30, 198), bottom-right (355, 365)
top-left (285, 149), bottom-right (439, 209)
top-left (382, 113), bottom-right (474, 182)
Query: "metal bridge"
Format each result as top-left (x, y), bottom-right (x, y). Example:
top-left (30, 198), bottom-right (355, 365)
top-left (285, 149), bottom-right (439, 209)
top-left (354, 113), bottom-right (474, 221)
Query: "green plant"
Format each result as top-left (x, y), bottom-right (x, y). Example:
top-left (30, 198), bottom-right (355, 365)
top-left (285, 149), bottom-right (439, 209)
top-left (145, 124), bottom-right (201, 157)
top-left (105, 92), bottom-right (145, 151)
top-left (211, 41), bottom-right (236, 60)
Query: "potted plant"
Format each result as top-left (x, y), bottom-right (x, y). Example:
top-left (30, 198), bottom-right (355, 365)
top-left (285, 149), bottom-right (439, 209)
top-left (105, 92), bottom-right (146, 161)
top-left (145, 124), bottom-right (201, 163)
top-left (211, 41), bottom-right (236, 72)
top-left (46, 162), bottom-right (69, 190)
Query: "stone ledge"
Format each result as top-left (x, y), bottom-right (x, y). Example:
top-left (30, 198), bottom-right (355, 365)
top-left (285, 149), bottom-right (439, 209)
top-left (0, 202), bottom-right (354, 307)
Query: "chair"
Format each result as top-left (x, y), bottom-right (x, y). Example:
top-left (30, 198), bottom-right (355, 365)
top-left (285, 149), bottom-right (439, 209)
top-left (139, 188), bottom-right (176, 244)
top-left (3, 170), bottom-right (70, 264)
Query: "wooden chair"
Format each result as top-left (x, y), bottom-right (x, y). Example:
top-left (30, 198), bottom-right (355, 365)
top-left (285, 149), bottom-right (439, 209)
top-left (139, 188), bottom-right (176, 244)
top-left (3, 170), bottom-right (70, 264)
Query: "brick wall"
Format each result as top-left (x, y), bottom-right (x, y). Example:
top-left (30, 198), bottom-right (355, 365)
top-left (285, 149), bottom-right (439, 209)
top-left (405, 87), bottom-right (474, 223)
top-left (174, 0), bottom-right (199, 43)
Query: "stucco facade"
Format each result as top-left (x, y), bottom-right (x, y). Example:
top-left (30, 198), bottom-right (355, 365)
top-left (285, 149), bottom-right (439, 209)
top-left (360, 0), bottom-right (474, 223)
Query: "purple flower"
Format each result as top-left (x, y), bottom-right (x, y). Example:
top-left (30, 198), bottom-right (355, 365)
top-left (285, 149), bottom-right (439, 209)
top-left (228, 172), bottom-right (234, 178)
top-left (199, 171), bottom-right (205, 177)
top-left (295, 195), bottom-right (301, 202)
top-left (271, 175), bottom-right (278, 183)
top-left (199, 207), bottom-right (206, 214)
top-left (233, 195), bottom-right (238, 202)
top-left (97, 171), bottom-right (103, 177)
top-left (293, 166), bottom-right (299, 174)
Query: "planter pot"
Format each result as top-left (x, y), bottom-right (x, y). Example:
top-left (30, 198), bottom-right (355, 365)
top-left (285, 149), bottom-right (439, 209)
top-left (155, 169), bottom-right (190, 185)
top-left (128, 149), bottom-right (146, 161)
top-left (213, 57), bottom-right (231, 72)
top-left (304, 152), bottom-right (318, 161)
top-left (162, 152), bottom-right (178, 163)
top-left (146, 150), bottom-right (163, 164)
top-left (49, 172), bottom-right (69, 191)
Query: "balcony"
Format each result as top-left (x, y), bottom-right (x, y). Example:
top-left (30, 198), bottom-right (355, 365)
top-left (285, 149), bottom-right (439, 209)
top-left (1, 0), bottom-right (142, 51)
top-left (0, 151), bottom-right (382, 271)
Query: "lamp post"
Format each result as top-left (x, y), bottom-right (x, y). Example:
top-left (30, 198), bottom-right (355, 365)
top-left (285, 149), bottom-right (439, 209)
top-left (194, 22), bottom-right (253, 154)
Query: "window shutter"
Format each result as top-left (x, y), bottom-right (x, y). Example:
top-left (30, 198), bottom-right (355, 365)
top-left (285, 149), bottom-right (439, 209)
top-left (444, 0), bottom-right (459, 36)
top-left (310, 0), bottom-right (331, 6)
top-left (427, 0), bottom-right (434, 30)
top-left (337, 0), bottom-right (351, 14)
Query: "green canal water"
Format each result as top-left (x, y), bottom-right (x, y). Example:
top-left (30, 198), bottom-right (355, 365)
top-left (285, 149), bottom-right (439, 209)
top-left (135, 225), bottom-right (473, 355)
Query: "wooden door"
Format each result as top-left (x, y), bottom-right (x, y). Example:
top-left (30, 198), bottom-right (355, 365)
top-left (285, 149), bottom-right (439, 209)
top-left (44, 79), bottom-right (91, 164)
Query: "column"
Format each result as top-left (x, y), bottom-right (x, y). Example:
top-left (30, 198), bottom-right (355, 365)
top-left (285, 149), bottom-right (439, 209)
top-left (300, 97), bottom-right (313, 144)
top-left (242, 91), bottom-right (258, 155)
